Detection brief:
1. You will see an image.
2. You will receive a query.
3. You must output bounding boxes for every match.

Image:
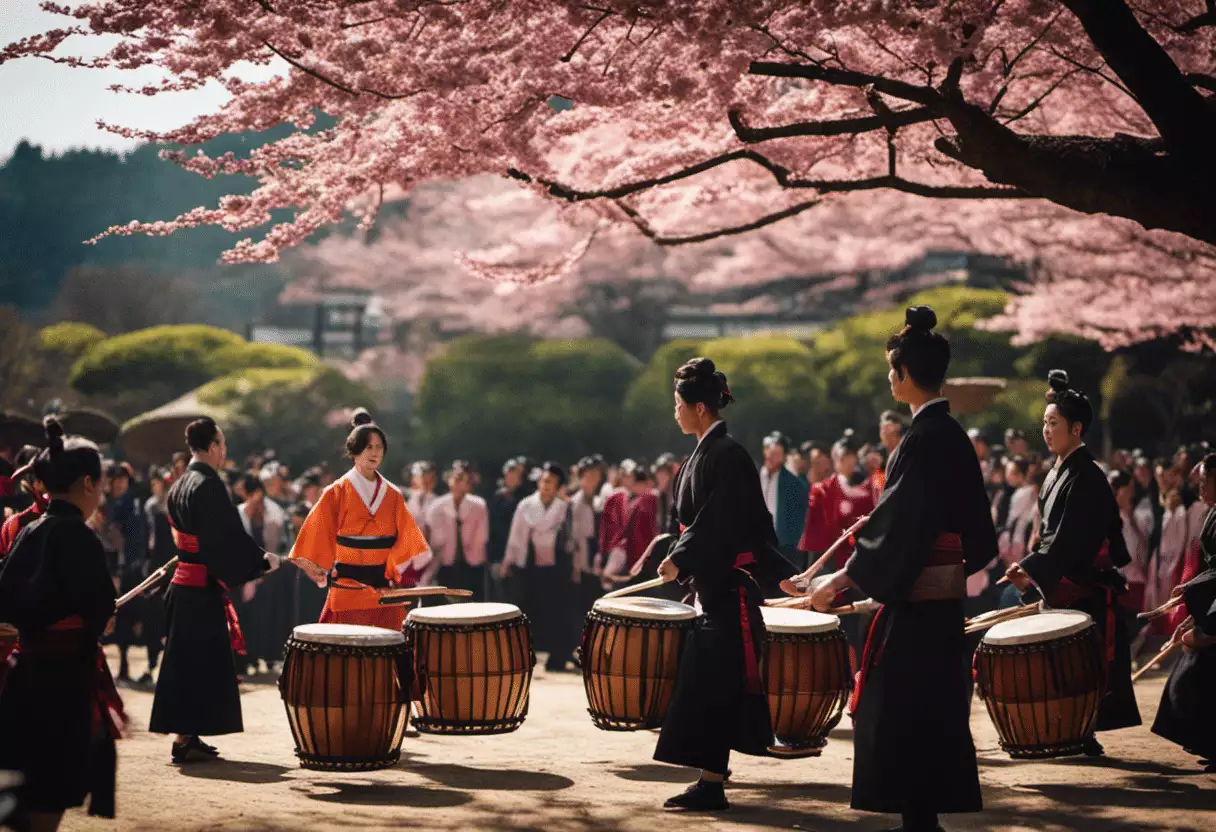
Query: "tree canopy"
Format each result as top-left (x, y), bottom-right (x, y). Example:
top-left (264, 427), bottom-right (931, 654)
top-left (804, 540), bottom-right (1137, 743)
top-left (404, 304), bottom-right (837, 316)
top-left (5, 1), bottom-right (1213, 349)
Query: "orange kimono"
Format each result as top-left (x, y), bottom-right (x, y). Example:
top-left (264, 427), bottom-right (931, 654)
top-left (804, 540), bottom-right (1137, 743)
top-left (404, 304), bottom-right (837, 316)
top-left (291, 469), bottom-right (430, 630)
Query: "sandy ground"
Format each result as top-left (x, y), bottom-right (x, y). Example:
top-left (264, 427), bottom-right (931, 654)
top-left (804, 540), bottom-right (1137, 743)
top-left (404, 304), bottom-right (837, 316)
top-left (53, 647), bottom-right (1215, 832)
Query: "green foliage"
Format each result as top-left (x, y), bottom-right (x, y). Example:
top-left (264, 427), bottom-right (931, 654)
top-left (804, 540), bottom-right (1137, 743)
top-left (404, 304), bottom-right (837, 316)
top-left (416, 335), bottom-right (640, 472)
top-left (204, 342), bottom-right (318, 376)
top-left (69, 325), bottom-right (246, 397)
top-left (198, 367), bottom-right (375, 472)
top-left (37, 322), bottom-right (106, 361)
top-left (623, 336), bottom-right (827, 456)
top-left (807, 286), bottom-right (1019, 436)
top-left (960, 379), bottom-right (1044, 441)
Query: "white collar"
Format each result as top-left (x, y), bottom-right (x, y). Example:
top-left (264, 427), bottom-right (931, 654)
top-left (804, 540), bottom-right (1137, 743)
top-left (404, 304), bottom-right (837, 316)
top-left (911, 396), bottom-right (948, 418)
top-left (343, 467), bottom-right (388, 514)
top-left (696, 420), bottom-right (725, 450)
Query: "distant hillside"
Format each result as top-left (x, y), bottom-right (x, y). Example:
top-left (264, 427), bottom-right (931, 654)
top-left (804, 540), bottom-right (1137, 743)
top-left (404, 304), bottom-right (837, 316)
top-left (0, 116), bottom-right (360, 317)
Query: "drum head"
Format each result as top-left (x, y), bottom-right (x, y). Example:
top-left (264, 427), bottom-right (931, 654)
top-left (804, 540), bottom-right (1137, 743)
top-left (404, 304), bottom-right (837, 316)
top-left (407, 602), bottom-right (522, 626)
top-left (292, 623), bottom-right (405, 646)
top-left (760, 607), bottom-right (840, 634)
top-left (983, 610), bottom-right (1092, 646)
top-left (593, 597), bottom-right (698, 622)
top-left (0, 623), bottom-right (17, 637)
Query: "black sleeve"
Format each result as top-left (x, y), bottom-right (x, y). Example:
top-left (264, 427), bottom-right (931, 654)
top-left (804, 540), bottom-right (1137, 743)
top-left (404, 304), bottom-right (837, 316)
top-left (197, 477), bottom-right (269, 588)
top-left (667, 446), bottom-right (754, 591)
top-left (1020, 476), bottom-right (1106, 595)
top-left (844, 431), bottom-right (935, 603)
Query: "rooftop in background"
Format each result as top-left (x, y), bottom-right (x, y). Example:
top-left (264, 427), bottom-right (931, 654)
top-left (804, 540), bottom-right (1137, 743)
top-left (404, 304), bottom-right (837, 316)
top-left (662, 250), bottom-right (1026, 340)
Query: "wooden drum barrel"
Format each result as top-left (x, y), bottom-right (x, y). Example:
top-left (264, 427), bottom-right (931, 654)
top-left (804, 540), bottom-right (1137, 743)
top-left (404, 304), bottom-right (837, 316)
top-left (279, 623), bottom-right (411, 771)
top-left (761, 607), bottom-right (852, 757)
top-left (581, 597), bottom-right (697, 731)
top-left (975, 610), bottom-right (1106, 759)
top-left (406, 602), bottom-right (534, 734)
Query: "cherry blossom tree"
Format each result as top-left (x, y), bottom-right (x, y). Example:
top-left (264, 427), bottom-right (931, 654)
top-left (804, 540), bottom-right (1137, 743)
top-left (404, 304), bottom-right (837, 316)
top-left (4, 1), bottom-right (1215, 348)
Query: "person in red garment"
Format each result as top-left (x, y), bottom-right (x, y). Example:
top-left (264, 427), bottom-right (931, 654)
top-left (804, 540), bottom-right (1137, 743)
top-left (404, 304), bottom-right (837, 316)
top-left (600, 459), bottom-right (660, 587)
top-left (0, 447), bottom-right (45, 560)
top-left (798, 428), bottom-right (877, 652)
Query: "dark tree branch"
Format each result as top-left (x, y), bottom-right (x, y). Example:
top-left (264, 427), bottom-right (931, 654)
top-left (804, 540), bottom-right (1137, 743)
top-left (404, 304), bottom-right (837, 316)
top-left (264, 40), bottom-right (421, 100)
top-left (1187, 72), bottom-right (1216, 94)
top-left (1059, 0), bottom-right (1216, 159)
top-left (1177, 0), bottom-right (1216, 34)
top-left (729, 104), bottom-right (935, 142)
top-left (613, 199), bottom-right (823, 246)
top-left (561, 9), bottom-right (612, 62)
top-left (508, 151), bottom-right (1027, 205)
top-left (748, 61), bottom-right (942, 107)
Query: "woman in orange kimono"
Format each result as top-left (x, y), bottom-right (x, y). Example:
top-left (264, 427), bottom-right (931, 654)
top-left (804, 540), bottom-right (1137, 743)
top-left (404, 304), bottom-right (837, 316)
top-left (290, 410), bottom-right (431, 630)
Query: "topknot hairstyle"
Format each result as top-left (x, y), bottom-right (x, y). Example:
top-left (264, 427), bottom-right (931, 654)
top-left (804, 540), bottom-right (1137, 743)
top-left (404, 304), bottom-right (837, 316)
top-left (32, 416), bottom-right (102, 494)
top-left (1044, 369), bottom-right (1094, 433)
top-left (832, 428), bottom-right (860, 458)
top-left (674, 357), bottom-right (734, 414)
top-left (345, 407), bottom-right (389, 458)
top-left (886, 305), bottom-right (951, 391)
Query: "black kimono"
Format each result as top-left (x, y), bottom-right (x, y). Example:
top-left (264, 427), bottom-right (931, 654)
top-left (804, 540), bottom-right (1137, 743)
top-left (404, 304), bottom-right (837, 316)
top-left (0, 501), bottom-right (118, 817)
top-left (1019, 444), bottom-right (1141, 732)
top-left (654, 422), bottom-right (795, 774)
top-left (1152, 507), bottom-right (1216, 762)
top-left (149, 462), bottom-right (269, 737)
top-left (844, 399), bottom-right (993, 817)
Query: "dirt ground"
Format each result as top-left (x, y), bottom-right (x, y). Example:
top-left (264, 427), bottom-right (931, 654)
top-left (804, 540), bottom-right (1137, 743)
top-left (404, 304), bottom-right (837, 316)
top-left (54, 648), bottom-right (1215, 832)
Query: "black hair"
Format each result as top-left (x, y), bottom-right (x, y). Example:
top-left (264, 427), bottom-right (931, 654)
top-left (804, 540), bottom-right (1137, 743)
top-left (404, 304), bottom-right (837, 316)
top-left (345, 408), bottom-right (389, 458)
top-left (576, 455), bottom-right (604, 476)
top-left (674, 357), bottom-right (734, 414)
top-left (242, 473), bottom-right (264, 495)
top-left (1201, 453), bottom-right (1216, 481)
top-left (1007, 455), bottom-right (1031, 477)
top-left (653, 452), bottom-right (678, 472)
top-left (879, 410), bottom-right (906, 430)
top-left (185, 417), bottom-right (221, 454)
top-left (447, 460), bottom-right (471, 479)
top-left (1006, 428), bottom-right (1025, 441)
top-left (1108, 469), bottom-right (1133, 492)
top-left (619, 458), bottom-right (651, 483)
top-left (538, 461), bottom-right (566, 487)
top-left (832, 428), bottom-right (859, 457)
top-left (763, 431), bottom-right (791, 452)
top-left (32, 416), bottom-right (102, 494)
top-left (1044, 369), bottom-right (1094, 434)
top-left (886, 306), bottom-right (950, 391)
top-left (172, 450), bottom-right (190, 465)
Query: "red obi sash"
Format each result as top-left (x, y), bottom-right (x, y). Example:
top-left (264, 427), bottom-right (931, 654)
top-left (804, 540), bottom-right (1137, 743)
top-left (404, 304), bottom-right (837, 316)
top-left (848, 531), bottom-right (962, 718)
top-left (1049, 540), bottom-right (1117, 664)
top-left (4, 616), bottom-right (127, 740)
top-left (169, 525), bottom-right (247, 655)
top-left (677, 523), bottom-right (763, 696)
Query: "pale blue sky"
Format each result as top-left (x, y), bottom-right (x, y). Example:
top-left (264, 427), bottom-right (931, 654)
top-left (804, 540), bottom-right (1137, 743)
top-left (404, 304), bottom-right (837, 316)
top-left (1, 1), bottom-right (277, 160)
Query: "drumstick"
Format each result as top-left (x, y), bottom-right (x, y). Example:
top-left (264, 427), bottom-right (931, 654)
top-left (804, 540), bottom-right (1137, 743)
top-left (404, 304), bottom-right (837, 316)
top-left (285, 555), bottom-right (330, 582)
top-left (1132, 617), bottom-right (1193, 682)
top-left (602, 576), bottom-right (667, 600)
top-left (963, 604), bottom-right (1038, 634)
top-left (376, 586), bottom-right (475, 601)
top-left (789, 515), bottom-right (870, 590)
top-left (116, 557), bottom-right (179, 608)
top-left (1138, 595), bottom-right (1184, 621)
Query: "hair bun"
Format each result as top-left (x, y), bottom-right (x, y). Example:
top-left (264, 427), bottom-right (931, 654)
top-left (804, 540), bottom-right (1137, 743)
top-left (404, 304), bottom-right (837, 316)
top-left (841, 428), bottom-right (855, 440)
top-left (714, 371), bottom-right (734, 407)
top-left (43, 415), bottom-right (65, 451)
top-left (1047, 369), bottom-right (1070, 392)
top-left (351, 407), bottom-right (373, 428)
top-left (905, 305), bottom-right (937, 331)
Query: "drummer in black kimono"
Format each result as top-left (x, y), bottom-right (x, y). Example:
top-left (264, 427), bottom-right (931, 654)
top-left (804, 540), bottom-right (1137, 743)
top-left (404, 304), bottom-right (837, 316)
top-left (0, 417), bottom-right (123, 830)
top-left (149, 418), bottom-right (281, 763)
top-left (653, 357), bottom-right (795, 812)
top-left (805, 307), bottom-right (993, 832)
top-left (1005, 370), bottom-right (1141, 752)
top-left (1151, 453), bottom-right (1216, 771)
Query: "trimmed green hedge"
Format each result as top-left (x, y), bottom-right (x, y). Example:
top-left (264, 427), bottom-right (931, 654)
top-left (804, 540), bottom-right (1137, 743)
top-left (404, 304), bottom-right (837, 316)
top-left (416, 335), bottom-right (640, 470)
top-left (70, 324), bottom-right (245, 396)
top-left (38, 322), bottom-right (106, 360)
